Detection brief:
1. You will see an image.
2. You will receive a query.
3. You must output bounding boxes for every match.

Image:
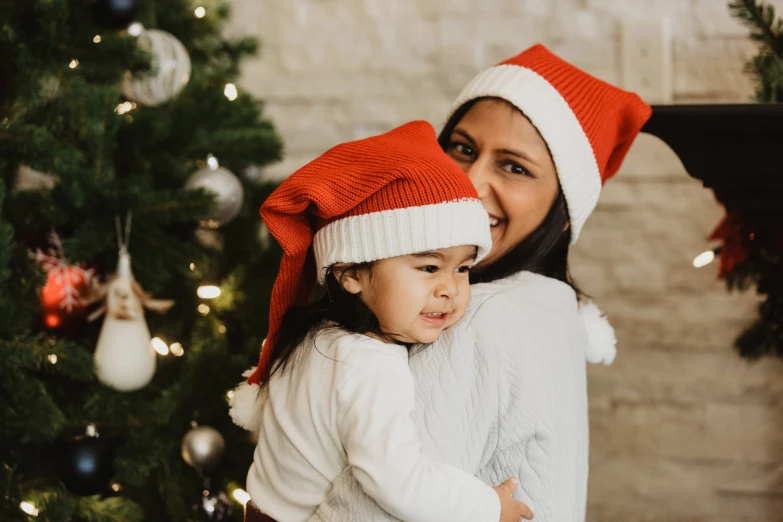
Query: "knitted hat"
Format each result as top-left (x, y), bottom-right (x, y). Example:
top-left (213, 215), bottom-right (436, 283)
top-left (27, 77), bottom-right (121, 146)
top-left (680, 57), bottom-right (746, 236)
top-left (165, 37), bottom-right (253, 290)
top-left (230, 121), bottom-right (491, 429)
top-left (448, 44), bottom-right (652, 243)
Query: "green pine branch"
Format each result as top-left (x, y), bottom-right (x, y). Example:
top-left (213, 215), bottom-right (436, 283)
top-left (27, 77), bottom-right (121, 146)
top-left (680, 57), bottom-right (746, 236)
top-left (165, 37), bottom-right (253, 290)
top-left (729, 0), bottom-right (783, 101)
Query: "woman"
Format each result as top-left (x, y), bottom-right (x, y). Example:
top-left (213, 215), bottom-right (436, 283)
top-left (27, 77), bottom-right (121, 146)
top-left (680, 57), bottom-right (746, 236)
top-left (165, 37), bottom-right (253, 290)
top-left (275, 44), bottom-right (648, 522)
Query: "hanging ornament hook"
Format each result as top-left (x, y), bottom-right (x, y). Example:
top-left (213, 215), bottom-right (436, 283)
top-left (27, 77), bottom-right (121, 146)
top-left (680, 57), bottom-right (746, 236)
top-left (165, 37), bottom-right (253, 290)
top-left (114, 210), bottom-right (133, 251)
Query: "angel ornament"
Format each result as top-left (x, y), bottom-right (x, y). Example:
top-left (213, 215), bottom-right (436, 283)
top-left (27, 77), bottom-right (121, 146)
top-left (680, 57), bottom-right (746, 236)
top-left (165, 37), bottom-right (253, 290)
top-left (88, 216), bottom-right (174, 392)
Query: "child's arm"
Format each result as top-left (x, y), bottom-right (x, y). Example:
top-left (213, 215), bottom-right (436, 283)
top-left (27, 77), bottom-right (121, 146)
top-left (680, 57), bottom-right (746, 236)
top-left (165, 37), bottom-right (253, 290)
top-left (336, 348), bottom-right (514, 522)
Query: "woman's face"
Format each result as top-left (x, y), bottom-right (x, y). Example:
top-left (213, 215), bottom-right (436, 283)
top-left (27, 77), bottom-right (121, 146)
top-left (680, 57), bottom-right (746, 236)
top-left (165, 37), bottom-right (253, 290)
top-left (444, 99), bottom-right (561, 268)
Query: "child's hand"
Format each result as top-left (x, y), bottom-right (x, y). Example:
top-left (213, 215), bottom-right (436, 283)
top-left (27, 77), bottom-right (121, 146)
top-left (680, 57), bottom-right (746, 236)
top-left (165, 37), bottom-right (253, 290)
top-left (493, 478), bottom-right (534, 521)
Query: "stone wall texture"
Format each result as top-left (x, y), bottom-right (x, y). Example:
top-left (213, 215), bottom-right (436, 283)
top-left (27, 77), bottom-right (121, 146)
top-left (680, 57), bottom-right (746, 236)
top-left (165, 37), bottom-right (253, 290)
top-left (224, 0), bottom-right (783, 519)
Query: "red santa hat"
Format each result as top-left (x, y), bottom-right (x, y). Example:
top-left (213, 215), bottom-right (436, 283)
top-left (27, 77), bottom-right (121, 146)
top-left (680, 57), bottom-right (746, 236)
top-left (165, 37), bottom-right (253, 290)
top-left (448, 44), bottom-right (652, 243)
top-left (230, 121), bottom-right (491, 430)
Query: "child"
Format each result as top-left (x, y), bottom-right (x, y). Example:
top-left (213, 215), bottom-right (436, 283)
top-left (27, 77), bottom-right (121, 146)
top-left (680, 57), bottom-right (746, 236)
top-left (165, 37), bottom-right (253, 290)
top-left (230, 121), bottom-right (533, 522)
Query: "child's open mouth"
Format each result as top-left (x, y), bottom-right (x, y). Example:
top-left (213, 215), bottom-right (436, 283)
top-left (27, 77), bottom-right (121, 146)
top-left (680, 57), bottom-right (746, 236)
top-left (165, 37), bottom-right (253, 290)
top-left (420, 312), bottom-right (448, 325)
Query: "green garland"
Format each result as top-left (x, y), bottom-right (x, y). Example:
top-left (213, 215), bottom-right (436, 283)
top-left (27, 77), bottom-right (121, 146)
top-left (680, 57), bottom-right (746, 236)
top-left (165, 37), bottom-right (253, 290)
top-left (721, 1), bottom-right (783, 359)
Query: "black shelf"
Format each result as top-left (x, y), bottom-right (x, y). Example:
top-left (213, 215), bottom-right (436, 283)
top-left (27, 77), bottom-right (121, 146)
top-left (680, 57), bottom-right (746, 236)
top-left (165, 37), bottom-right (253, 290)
top-left (641, 104), bottom-right (783, 213)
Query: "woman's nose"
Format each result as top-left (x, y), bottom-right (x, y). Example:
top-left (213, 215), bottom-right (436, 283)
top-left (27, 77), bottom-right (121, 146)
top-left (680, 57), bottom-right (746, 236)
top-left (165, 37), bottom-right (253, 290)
top-left (465, 159), bottom-right (492, 200)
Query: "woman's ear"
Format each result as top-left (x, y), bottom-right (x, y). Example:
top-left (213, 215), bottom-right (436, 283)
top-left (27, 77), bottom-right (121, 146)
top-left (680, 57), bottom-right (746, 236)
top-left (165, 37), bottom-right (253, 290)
top-left (332, 263), bottom-right (363, 295)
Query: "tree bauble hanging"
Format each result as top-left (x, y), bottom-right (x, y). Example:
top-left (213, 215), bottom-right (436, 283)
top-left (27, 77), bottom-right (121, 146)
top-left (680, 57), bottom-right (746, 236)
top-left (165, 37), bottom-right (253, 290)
top-left (31, 232), bottom-right (95, 329)
top-left (185, 156), bottom-right (244, 228)
top-left (87, 220), bottom-right (174, 391)
top-left (122, 25), bottom-right (191, 107)
top-left (181, 424), bottom-right (225, 472)
top-left (91, 0), bottom-right (140, 29)
top-left (55, 425), bottom-right (114, 496)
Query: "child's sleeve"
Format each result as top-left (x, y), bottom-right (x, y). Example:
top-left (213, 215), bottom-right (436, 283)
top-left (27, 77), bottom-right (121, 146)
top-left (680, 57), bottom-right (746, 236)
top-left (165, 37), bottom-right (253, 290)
top-left (336, 348), bottom-right (500, 522)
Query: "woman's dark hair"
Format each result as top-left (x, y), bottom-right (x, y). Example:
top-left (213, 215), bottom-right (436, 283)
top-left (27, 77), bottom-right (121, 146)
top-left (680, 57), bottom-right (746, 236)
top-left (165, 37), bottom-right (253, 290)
top-left (261, 264), bottom-right (385, 386)
top-left (438, 97), bottom-right (582, 296)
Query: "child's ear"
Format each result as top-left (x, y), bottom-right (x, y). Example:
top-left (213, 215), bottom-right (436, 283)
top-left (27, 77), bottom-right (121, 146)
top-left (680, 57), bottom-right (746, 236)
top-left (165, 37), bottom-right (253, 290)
top-left (332, 264), bottom-right (362, 295)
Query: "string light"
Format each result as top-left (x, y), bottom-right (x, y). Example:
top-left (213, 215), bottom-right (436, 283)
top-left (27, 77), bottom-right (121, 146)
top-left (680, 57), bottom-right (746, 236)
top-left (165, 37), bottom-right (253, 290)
top-left (151, 337), bottom-right (169, 355)
top-left (218, 325), bottom-right (227, 334)
top-left (111, 481), bottom-right (121, 492)
top-left (232, 488), bottom-right (251, 506)
top-left (194, 6), bottom-right (206, 18)
top-left (115, 101), bottom-right (135, 115)
top-left (198, 304), bottom-right (210, 315)
top-left (693, 246), bottom-right (722, 268)
top-left (68, 59), bottom-right (79, 69)
top-left (93, 35), bottom-right (102, 43)
top-left (224, 83), bottom-right (238, 101)
top-left (197, 285), bottom-right (221, 299)
top-left (48, 354), bottom-right (58, 364)
top-left (20, 501), bottom-right (39, 516)
top-left (128, 23), bottom-right (144, 36)
top-left (170, 342), bottom-right (184, 357)
top-left (189, 263), bottom-right (196, 272)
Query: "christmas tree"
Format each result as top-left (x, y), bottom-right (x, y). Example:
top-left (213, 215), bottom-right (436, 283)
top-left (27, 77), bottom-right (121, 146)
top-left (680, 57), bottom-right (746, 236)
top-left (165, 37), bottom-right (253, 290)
top-left (0, 1), bottom-right (282, 520)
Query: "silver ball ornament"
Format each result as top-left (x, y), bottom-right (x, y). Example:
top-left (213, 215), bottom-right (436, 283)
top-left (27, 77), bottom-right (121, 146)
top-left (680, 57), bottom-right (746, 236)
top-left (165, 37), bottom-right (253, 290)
top-left (185, 157), bottom-right (244, 228)
top-left (122, 26), bottom-right (191, 106)
top-left (181, 425), bottom-right (225, 472)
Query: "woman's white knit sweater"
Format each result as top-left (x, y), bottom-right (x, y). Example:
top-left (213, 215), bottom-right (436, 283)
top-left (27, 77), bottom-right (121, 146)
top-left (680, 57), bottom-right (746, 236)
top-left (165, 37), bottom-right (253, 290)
top-left (308, 271), bottom-right (592, 522)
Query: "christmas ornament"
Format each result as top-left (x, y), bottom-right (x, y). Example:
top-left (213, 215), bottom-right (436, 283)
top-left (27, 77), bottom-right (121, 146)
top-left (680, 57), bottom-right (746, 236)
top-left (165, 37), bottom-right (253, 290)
top-left (194, 479), bottom-right (232, 522)
top-left (15, 164), bottom-right (57, 192)
top-left (185, 155), bottom-right (244, 228)
top-left (87, 215), bottom-right (174, 391)
top-left (92, 0), bottom-right (140, 29)
top-left (181, 424), bottom-right (225, 472)
top-left (55, 424), bottom-right (114, 496)
top-left (30, 231), bottom-right (95, 329)
top-left (122, 26), bottom-right (191, 106)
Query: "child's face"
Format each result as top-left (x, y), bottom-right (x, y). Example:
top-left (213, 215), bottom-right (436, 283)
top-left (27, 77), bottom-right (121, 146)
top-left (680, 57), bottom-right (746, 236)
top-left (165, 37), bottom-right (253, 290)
top-left (340, 245), bottom-right (477, 344)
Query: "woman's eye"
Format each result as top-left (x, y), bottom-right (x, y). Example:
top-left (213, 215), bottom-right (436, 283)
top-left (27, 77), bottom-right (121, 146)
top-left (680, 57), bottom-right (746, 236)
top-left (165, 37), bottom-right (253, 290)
top-left (418, 265), bottom-right (438, 273)
top-left (501, 162), bottom-right (532, 177)
top-left (450, 142), bottom-right (474, 158)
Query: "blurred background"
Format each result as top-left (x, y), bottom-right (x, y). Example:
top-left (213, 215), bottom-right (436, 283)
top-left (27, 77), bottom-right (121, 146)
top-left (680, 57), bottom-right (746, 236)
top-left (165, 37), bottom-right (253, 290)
top-left (224, 0), bottom-right (783, 520)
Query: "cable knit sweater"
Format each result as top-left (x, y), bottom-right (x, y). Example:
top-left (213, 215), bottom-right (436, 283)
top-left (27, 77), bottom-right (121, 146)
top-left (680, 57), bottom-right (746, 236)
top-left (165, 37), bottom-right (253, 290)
top-left (308, 271), bottom-right (592, 522)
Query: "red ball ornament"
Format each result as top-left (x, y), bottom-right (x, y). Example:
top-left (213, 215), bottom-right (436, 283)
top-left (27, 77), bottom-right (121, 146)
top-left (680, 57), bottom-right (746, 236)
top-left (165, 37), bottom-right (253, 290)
top-left (31, 232), bottom-right (95, 329)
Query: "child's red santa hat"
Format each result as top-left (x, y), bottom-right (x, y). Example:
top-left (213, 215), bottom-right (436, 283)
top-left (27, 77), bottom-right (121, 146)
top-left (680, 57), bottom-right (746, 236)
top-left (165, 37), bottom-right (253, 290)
top-left (448, 43), bottom-right (652, 244)
top-left (230, 121), bottom-right (491, 430)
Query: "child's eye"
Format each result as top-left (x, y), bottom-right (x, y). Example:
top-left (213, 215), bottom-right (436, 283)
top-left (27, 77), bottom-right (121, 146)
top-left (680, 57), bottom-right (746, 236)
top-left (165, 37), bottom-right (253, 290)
top-left (418, 265), bottom-right (438, 273)
top-left (456, 265), bottom-right (471, 274)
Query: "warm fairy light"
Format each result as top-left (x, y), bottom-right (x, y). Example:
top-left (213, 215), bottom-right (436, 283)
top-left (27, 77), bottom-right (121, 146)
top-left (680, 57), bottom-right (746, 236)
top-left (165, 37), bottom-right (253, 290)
top-left (68, 59), bottom-right (79, 69)
top-left (170, 342), bottom-right (184, 357)
top-left (93, 35), bottom-right (102, 43)
top-left (189, 263), bottom-right (196, 272)
top-left (45, 314), bottom-right (61, 328)
top-left (20, 501), bottom-right (38, 516)
top-left (151, 337), bottom-right (169, 355)
top-left (198, 304), bottom-right (210, 315)
top-left (194, 6), bottom-right (206, 18)
top-left (218, 325), bottom-right (227, 334)
top-left (115, 101), bottom-right (134, 115)
top-left (693, 250), bottom-right (716, 268)
top-left (127, 23), bottom-right (144, 36)
top-left (224, 83), bottom-right (238, 101)
top-left (48, 354), bottom-right (58, 364)
top-left (111, 481), bottom-right (121, 492)
top-left (226, 390), bottom-right (235, 400)
top-left (232, 488), bottom-right (251, 506)
top-left (197, 285), bottom-right (221, 299)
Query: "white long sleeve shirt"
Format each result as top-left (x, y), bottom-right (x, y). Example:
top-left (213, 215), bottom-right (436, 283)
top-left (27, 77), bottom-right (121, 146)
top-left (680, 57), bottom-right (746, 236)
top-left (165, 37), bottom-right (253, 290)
top-left (246, 328), bottom-right (501, 522)
top-left (308, 271), bottom-right (591, 522)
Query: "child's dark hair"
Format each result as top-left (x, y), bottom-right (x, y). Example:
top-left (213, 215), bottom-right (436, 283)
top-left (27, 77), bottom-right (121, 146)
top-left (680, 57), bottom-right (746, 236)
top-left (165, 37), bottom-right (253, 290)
top-left (261, 264), bottom-right (383, 386)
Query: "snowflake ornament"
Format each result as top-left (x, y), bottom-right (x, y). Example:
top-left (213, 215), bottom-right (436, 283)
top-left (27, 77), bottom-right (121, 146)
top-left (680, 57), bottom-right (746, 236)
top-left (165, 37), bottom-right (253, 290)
top-left (31, 231), bottom-right (95, 314)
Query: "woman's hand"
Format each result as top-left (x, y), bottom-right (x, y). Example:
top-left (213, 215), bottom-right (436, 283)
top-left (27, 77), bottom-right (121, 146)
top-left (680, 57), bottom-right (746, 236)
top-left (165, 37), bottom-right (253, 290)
top-left (493, 478), bottom-right (534, 521)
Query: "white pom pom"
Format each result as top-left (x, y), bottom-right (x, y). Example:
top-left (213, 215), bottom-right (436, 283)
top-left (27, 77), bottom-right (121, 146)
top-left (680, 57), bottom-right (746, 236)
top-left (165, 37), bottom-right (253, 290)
top-left (578, 300), bottom-right (617, 365)
top-left (229, 368), bottom-right (265, 432)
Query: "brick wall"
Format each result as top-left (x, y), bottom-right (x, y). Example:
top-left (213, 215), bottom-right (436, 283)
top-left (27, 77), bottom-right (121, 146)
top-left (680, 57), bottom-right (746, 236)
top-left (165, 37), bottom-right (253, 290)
top-left (225, 0), bottom-right (783, 519)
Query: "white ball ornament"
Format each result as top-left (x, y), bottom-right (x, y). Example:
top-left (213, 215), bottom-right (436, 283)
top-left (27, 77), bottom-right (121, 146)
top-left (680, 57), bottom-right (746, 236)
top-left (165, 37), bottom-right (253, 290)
top-left (185, 155), bottom-right (244, 228)
top-left (122, 24), bottom-right (191, 106)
